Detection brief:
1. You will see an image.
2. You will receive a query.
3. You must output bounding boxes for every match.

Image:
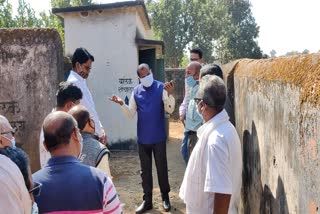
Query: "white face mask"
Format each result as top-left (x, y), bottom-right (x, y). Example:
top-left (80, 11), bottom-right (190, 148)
top-left (140, 73), bottom-right (154, 87)
top-left (31, 202), bottom-right (39, 214)
top-left (77, 131), bottom-right (83, 159)
top-left (1, 135), bottom-right (16, 148)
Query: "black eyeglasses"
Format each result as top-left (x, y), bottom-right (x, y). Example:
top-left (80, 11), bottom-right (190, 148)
top-left (1, 129), bottom-right (15, 136)
top-left (194, 98), bottom-right (202, 104)
top-left (29, 181), bottom-right (42, 197)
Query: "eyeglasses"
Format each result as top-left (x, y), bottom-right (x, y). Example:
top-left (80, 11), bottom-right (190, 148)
top-left (190, 58), bottom-right (200, 61)
top-left (29, 181), bottom-right (42, 197)
top-left (194, 98), bottom-right (202, 104)
top-left (1, 129), bottom-right (15, 136)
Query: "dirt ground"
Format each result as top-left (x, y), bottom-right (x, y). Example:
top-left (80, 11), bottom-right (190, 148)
top-left (110, 121), bottom-right (186, 214)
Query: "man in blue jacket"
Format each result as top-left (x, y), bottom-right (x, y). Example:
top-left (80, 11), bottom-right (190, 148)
top-left (110, 63), bottom-right (175, 213)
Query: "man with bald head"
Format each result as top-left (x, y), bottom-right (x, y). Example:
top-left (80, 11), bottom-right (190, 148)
top-left (184, 62), bottom-right (202, 161)
top-left (110, 63), bottom-right (175, 213)
top-left (32, 111), bottom-right (122, 214)
top-left (68, 105), bottom-right (111, 176)
top-left (0, 115), bottom-right (15, 148)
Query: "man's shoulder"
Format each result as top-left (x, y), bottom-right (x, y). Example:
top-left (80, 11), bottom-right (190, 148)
top-left (207, 122), bottom-right (239, 146)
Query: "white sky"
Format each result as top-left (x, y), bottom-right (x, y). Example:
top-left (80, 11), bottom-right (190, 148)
top-left (10, 0), bottom-right (320, 56)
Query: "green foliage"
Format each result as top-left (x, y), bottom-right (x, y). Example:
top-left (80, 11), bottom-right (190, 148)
top-left (39, 0), bottom-right (94, 51)
top-left (0, 0), bottom-right (41, 28)
top-left (0, 0), bottom-right (94, 52)
top-left (283, 49), bottom-right (310, 57)
top-left (15, 0), bottom-right (41, 27)
top-left (0, 0), bottom-right (15, 27)
top-left (180, 54), bottom-right (189, 68)
top-left (147, 0), bottom-right (263, 66)
top-left (214, 0), bottom-right (262, 63)
top-left (147, 0), bottom-right (189, 67)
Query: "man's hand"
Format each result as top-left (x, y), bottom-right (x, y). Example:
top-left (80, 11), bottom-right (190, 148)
top-left (99, 129), bottom-right (107, 145)
top-left (180, 115), bottom-right (185, 126)
top-left (99, 134), bottom-right (107, 146)
top-left (109, 95), bottom-right (124, 105)
top-left (164, 82), bottom-right (174, 96)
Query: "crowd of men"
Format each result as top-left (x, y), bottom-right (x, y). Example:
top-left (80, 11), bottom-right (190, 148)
top-left (0, 47), bottom-right (242, 214)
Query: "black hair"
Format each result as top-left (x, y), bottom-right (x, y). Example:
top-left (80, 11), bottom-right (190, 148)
top-left (190, 48), bottom-right (203, 59)
top-left (0, 147), bottom-right (31, 190)
top-left (43, 116), bottom-right (76, 151)
top-left (200, 64), bottom-right (223, 79)
top-left (56, 82), bottom-right (83, 108)
top-left (71, 47), bottom-right (95, 68)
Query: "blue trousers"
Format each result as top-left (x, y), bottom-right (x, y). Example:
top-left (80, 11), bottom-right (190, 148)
top-left (181, 131), bottom-right (189, 164)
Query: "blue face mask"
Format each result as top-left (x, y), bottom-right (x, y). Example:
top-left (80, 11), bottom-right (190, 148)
top-left (11, 137), bottom-right (16, 148)
top-left (185, 76), bottom-right (196, 87)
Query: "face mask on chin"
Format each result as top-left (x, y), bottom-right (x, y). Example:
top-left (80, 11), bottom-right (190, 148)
top-left (140, 73), bottom-right (154, 87)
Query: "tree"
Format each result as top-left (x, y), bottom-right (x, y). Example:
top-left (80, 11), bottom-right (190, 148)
top-left (0, 0), bottom-right (15, 27)
top-left (302, 49), bottom-right (310, 54)
top-left (147, 0), bottom-right (189, 67)
top-left (39, 0), bottom-right (94, 51)
top-left (147, 0), bottom-right (263, 66)
top-left (15, 0), bottom-right (41, 27)
top-left (270, 49), bottom-right (277, 58)
top-left (186, 0), bottom-right (226, 62)
top-left (214, 0), bottom-right (262, 64)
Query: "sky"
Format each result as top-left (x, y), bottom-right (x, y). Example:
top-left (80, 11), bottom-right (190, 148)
top-left (10, 0), bottom-right (320, 56)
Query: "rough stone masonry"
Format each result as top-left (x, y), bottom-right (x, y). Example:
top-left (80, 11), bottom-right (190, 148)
top-left (223, 54), bottom-right (320, 214)
top-left (0, 28), bottom-right (64, 171)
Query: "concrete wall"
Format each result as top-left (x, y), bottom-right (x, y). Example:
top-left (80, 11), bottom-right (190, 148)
top-left (165, 68), bottom-right (185, 120)
top-left (62, 8), bottom-right (145, 147)
top-left (222, 54), bottom-right (320, 213)
top-left (0, 29), bottom-right (63, 171)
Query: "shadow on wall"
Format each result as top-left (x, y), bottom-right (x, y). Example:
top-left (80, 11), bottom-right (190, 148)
top-left (242, 121), bottom-right (289, 214)
top-left (225, 62), bottom-right (237, 126)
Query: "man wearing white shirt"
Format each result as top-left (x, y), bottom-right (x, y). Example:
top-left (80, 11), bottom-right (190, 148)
top-left (39, 82), bottom-right (83, 168)
top-left (179, 75), bottom-right (242, 214)
top-left (67, 47), bottom-right (106, 144)
top-left (110, 63), bottom-right (175, 213)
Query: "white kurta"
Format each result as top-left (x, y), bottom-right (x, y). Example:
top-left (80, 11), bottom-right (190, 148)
top-left (180, 110), bottom-right (242, 214)
top-left (67, 70), bottom-right (104, 137)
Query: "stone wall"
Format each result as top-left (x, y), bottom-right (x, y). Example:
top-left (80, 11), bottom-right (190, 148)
top-left (0, 29), bottom-right (63, 171)
top-left (165, 68), bottom-right (185, 120)
top-left (223, 54), bottom-right (320, 213)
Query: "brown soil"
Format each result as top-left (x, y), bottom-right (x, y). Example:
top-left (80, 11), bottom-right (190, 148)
top-left (110, 121), bottom-right (186, 214)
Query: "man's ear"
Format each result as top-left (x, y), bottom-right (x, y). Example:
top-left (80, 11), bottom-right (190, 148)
top-left (65, 101), bottom-right (74, 111)
top-left (0, 137), bottom-right (4, 149)
top-left (43, 141), bottom-right (49, 152)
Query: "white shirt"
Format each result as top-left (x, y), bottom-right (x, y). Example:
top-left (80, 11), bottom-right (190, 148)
top-left (120, 87), bottom-right (175, 119)
top-left (39, 128), bottom-right (49, 168)
top-left (67, 70), bottom-right (104, 136)
top-left (0, 155), bottom-right (32, 214)
top-left (180, 110), bottom-right (242, 214)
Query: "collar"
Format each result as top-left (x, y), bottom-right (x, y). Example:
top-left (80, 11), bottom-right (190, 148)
top-left (197, 109), bottom-right (229, 138)
top-left (81, 132), bottom-right (99, 140)
top-left (47, 155), bottom-right (79, 166)
top-left (70, 70), bottom-right (85, 82)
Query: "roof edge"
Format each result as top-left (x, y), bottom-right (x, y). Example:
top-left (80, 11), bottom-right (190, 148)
top-left (52, 1), bottom-right (151, 28)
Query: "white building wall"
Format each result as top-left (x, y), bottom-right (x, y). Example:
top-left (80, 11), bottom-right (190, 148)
top-left (63, 9), bottom-right (139, 144)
